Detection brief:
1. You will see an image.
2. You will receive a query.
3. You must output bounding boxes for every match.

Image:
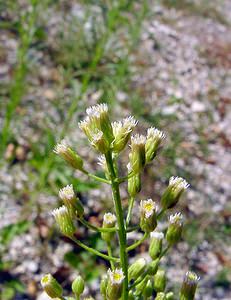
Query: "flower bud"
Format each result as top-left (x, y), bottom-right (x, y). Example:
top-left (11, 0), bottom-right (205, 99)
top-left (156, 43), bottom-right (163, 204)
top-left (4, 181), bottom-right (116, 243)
top-left (147, 258), bottom-right (159, 275)
top-left (180, 271), bottom-right (199, 300)
top-left (112, 116), bottom-right (137, 153)
top-left (72, 275), bottom-right (85, 297)
top-left (145, 127), bottom-right (165, 163)
top-left (54, 140), bottom-right (84, 171)
top-left (155, 292), bottom-right (166, 300)
top-left (128, 291), bottom-right (135, 300)
top-left (100, 275), bottom-right (108, 297)
top-left (143, 279), bottom-right (153, 298)
top-left (59, 185), bottom-right (84, 217)
top-left (149, 231), bottom-right (164, 260)
top-left (134, 276), bottom-right (149, 296)
top-left (41, 274), bottom-right (63, 299)
top-left (140, 199), bottom-right (157, 232)
top-left (52, 206), bottom-right (75, 237)
top-left (128, 258), bottom-right (146, 281)
top-left (166, 213), bottom-right (183, 245)
top-left (86, 103), bottom-right (114, 143)
top-left (106, 268), bottom-right (125, 300)
top-left (101, 213), bottom-right (116, 243)
top-left (166, 292), bottom-right (174, 300)
top-left (91, 130), bottom-right (110, 153)
top-left (129, 134), bottom-right (146, 173)
top-left (128, 173), bottom-right (141, 197)
top-left (161, 176), bottom-right (189, 209)
top-left (154, 269), bottom-right (166, 292)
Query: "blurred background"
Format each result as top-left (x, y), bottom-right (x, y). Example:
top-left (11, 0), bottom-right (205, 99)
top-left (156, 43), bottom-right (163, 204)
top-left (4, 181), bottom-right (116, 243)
top-left (0, 0), bottom-right (231, 299)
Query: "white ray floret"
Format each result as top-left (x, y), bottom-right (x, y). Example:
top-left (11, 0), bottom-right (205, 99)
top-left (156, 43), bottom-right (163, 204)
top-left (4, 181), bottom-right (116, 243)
top-left (86, 103), bottom-right (108, 117)
top-left (169, 212), bottom-right (183, 224)
top-left (108, 268), bottom-right (125, 285)
top-left (53, 139), bottom-right (68, 154)
top-left (185, 271), bottom-right (200, 283)
top-left (169, 176), bottom-right (190, 190)
top-left (147, 127), bottom-right (166, 140)
top-left (131, 134), bottom-right (146, 146)
top-left (59, 184), bottom-right (75, 200)
top-left (103, 212), bottom-right (116, 224)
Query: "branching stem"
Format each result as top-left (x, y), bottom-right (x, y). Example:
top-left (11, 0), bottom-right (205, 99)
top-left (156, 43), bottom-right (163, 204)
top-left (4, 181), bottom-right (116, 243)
top-left (126, 232), bottom-right (149, 252)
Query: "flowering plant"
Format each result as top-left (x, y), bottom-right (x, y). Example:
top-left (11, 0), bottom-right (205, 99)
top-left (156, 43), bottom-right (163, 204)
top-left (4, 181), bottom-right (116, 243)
top-left (41, 104), bottom-right (199, 300)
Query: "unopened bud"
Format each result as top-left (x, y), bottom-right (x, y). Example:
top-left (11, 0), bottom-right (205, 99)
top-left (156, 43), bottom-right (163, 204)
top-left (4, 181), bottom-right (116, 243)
top-left (149, 231), bottom-right (164, 260)
top-left (145, 127), bottom-right (165, 163)
top-left (101, 213), bottom-right (116, 243)
top-left (106, 268), bottom-right (125, 300)
top-left (52, 206), bottom-right (75, 237)
top-left (128, 258), bottom-right (146, 281)
top-left (128, 291), bottom-right (135, 300)
top-left (147, 258), bottom-right (159, 275)
top-left (166, 292), bottom-right (174, 300)
top-left (129, 134), bottom-right (146, 173)
top-left (128, 173), bottom-right (141, 197)
top-left (144, 279), bottom-right (153, 298)
top-left (166, 213), bottom-right (183, 245)
top-left (161, 176), bottom-right (189, 209)
top-left (154, 269), bottom-right (166, 292)
top-left (180, 271), bottom-right (200, 300)
top-left (135, 276), bottom-right (149, 296)
top-left (41, 274), bottom-right (63, 299)
top-left (112, 116), bottom-right (137, 153)
top-left (140, 199), bottom-right (157, 232)
top-left (72, 275), bottom-right (85, 296)
top-left (59, 185), bottom-right (84, 217)
top-left (54, 140), bottom-right (84, 171)
top-left (100, 275), bottom-right (108, 297)
top-left (155, 292), bottom-right (166, 300)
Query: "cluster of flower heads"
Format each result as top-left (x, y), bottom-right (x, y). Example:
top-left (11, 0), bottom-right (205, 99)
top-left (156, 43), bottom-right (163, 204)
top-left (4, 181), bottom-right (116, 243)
top-left (41, 103), bottom-right (199, 300)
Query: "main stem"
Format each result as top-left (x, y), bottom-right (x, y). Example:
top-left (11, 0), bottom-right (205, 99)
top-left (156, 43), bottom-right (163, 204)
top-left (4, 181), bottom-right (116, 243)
top-left (105, 151), bottom-right (129, 300)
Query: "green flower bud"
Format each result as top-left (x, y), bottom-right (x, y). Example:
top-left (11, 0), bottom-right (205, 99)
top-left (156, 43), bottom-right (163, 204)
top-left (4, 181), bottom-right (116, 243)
top-left (91, 130), bottom-right (110, 153)
top-left (59, 184), bottom-right (84, 217)
top-left (128, 258), bottom-right (147, 281)
top-left (112, 116), bottom-right (137, 153)
top-left (129, 134), bottom-right (146, 174)
top-left (180, 271), bottom-right (199, 300)
top-left (154, 269), bottom-right (166, 293)
top-left (140, 199), bottom-right (157, 233)
top-left (161, 177), bottom-right (189, 209)
top-left (166, 292), bottom-right (174, 300)
top-left (72, 275), bottom-right (85, 296)
top-left (128, 173), bottom-right (141, 197)
top-left (135, 276), bottom-right (149, 296)
top-left (145, 127), bottom-right (165, 163)
top-left (144, 279), bottom-right (153, 298)
top-left (166, 213), bottom-right (183, 245)
top-left (147, 259), bottom-right (159, 275)
top-left (101, 213), bottom-right (116, 243)
top-left (100, 275), bottom-right (108, 297)
top-left (54, 140), bottom-right (84, 171)
top-left (52, 205), bottom-right (75, 237)
top-left (41, 274), bottom-right (63, 299)
top-left (155, 292), bottom-right (166, 300)
top-left (106, 268), bottom-right (125, 300)
top-left (149, 231), bottom-right (164, 260)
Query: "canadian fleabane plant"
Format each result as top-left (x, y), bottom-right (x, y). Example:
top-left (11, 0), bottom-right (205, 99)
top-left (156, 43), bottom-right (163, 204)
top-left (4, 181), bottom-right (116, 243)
top-left (41, 103), bottom-right (199, 299)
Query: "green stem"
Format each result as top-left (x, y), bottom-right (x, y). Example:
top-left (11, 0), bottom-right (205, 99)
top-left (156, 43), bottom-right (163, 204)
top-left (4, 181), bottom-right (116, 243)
top-left (126, 233), bottom-right (149, 252)
top-left (126, 196), bottom-right (135, 226)
top-left (159, 245), bottom-right (171, 259)
top-left (105, 151), bottom-right (129, 300)
top-left (82, 170), bottom-right (110, 184)
top-left (70, 236), bottom-right (119, 263)
top-left (107, 241), bottom-right (115, 270)
top-left (79, 218), bottom-right (117, 233)
top-left (157, 208), bottom-right (166, 219)
top-left (130, 269), bottom-right (149, 289)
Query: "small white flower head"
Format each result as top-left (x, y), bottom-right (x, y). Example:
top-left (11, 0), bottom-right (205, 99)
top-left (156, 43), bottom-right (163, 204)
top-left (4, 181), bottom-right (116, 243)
top-left (147, 127), bottom-right (165, 140)
top-left (131, 134), bottom-right (146, 147)
top-left (92, 130), bottom-right (103, 142)
top-left (59, 184), bottom-right (75, 201)
top-left (169, 212), bottom-right (183, 225)
top-left (103, 212), bottom-right (116, 225)
top-left (52, 205), bottom-right (75, 236)
top-left (169, 176), bottom-right (190, 191)
top-left (185, 271), bottom-right (200, 284)
top-left (140, 199), bottom-right (156, 218)
top-left (112, 116), bottom-right (138, 136)
top-left (54, 139), bottom-right (68, 154)
top-left (108, 268), bottom-right (125, 285)
top-left (86, 103), bottom-right (108, 118)
top-left (41, 274), bottom-right (63, 298)
top-left (150, 231), bottom-right (164, 240)
top-left (41, 274), bottom-right (53, 288)
top-left (98, 155), bottom-right (106, 167)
